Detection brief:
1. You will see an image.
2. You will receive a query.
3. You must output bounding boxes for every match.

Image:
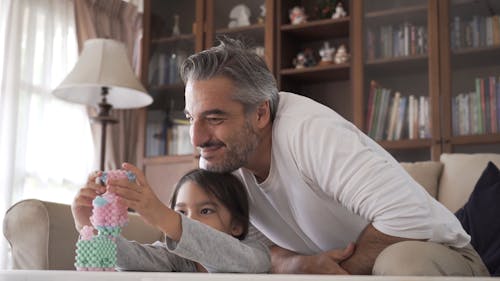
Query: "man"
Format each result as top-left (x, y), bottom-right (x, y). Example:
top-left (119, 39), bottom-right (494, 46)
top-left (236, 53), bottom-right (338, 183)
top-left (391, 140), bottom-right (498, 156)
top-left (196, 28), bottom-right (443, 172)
top-left (179, 38), bottom-right (489, 275)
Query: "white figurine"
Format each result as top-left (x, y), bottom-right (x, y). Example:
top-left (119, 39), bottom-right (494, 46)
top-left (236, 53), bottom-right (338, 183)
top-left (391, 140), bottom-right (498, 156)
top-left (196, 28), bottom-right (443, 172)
top-left (228, 4), bottom-right (251, 28)
top-left (257, 3), bottom-right (266, 24)
top-left (289, 6), bottom-right (307, 25)
top-left (331, 2), bottom-right (347, 19)
top-left (293, 52), bottom-right (306, 69)
top-left (172, 14), bottom-right (180, 36)
top-left (253, 46), bottom-right (265, 58)
top-left (318, 41), bottom-right (335, 65)
top-left (334, 44), bottom-right (350, 64)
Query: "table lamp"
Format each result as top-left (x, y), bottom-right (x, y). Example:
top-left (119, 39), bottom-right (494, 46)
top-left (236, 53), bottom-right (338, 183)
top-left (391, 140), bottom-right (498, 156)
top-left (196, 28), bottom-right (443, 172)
top-left (53, 38), bottom-right (153, 170)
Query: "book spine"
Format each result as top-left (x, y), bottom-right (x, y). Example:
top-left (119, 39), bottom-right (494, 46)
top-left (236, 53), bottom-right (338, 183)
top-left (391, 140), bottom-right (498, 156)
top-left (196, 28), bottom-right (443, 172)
top-left (490, 76), bottom-right (497, 133)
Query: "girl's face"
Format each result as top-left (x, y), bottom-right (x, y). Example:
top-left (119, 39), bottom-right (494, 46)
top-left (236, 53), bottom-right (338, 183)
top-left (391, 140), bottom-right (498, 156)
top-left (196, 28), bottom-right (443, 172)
top-left (173, 180), bottom-right (243, 238)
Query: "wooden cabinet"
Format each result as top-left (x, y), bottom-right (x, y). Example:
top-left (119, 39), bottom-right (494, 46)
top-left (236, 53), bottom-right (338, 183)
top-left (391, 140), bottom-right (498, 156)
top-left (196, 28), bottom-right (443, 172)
top-left (138, 0), bottom-right (203, 198)
top-left (354, 0), bottom-right (441, 161)
top-left (439, 0), bottom-right (500, 155)
top-left (139, 0), bottom-right (500, 190)
top-left (277, 0), bottom-right (352, 121)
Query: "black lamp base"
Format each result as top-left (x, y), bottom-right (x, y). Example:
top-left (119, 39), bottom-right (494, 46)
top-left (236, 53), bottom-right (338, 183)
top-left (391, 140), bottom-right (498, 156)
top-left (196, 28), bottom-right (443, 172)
top-left (91, 86), bottom-right (118, 171)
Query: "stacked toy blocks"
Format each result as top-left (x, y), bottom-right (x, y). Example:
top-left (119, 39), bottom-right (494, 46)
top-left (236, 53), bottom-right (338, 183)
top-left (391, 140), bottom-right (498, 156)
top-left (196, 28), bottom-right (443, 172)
top-left (75, 170), bottom-right (136, 271)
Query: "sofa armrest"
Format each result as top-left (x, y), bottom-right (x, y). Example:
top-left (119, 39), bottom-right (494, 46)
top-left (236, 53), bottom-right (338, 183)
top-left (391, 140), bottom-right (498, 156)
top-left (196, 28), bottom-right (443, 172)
top-left (3, 199), bottom-right (163, 270)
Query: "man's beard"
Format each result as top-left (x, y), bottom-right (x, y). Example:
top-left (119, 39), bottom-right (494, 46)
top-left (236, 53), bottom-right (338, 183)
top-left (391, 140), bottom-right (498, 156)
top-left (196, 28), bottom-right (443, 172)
top-left (199, 121), bottom-right (259, 173)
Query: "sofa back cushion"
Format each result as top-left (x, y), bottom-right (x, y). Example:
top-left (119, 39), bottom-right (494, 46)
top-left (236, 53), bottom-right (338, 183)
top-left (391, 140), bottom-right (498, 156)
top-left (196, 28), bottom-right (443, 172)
top-left (400, 161), bottom-right (443, 198)
top-left (439, 153), bottom-right (500, 212)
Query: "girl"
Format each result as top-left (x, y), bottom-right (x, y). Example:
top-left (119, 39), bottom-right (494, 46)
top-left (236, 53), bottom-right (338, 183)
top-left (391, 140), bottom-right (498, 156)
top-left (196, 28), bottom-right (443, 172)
top-left (72, 164), bottom-right (270, 273)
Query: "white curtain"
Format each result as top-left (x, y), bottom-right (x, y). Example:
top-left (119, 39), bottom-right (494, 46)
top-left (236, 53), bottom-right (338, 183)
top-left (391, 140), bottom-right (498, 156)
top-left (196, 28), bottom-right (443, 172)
top-left (0, 0), bottom-right (95, 269)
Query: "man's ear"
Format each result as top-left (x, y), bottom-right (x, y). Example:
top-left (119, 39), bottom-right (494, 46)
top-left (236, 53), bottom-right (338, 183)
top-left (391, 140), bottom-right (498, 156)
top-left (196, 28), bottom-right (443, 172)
top-left (255, 100), bottom-right (271, 128)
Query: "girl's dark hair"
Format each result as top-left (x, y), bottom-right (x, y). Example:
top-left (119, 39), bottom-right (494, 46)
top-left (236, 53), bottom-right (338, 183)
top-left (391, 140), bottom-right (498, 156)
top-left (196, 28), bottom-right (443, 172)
top-left (169, 169), bottom-right (249, 240)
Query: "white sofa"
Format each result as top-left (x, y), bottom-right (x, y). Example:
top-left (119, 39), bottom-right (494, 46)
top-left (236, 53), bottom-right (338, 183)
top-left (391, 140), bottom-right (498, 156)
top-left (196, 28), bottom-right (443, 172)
top-left (3, 153), bottom-right (500, 270)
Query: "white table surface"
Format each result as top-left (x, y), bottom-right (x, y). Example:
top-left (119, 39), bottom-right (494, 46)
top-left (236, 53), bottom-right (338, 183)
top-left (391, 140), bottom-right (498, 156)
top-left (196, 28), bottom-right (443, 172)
top-left (0, 270), bottom-right (498, 281)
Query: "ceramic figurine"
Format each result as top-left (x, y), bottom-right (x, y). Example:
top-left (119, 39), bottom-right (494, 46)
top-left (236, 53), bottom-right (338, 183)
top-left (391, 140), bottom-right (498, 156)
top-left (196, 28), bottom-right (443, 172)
top-left (318, 42), bottom-right (335, 65)
top-left (228, 4), bottom-right (251, 28)
top-left (334, 44), bottom-right (350, 64)
top-left (289, 6), bottom-right (307, 25)
top-left (331, 2), bottom-right (347, 19)
top-left (172, 14), bottom-right (180, 36)
top-left (293, 52), bottom-right (306, 69)
top-left (303, 48), bottom-right (317, 67)
top-left (257, 3), bottom-right (266, 24)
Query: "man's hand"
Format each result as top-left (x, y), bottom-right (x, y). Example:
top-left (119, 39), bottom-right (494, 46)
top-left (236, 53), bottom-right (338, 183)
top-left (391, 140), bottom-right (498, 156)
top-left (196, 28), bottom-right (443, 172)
top-left (271, 243), bottom-right (355, 274)
top-left (71, 171), bottom-right (106, 231)
top-left (106, 163), bottom-right (182, 240)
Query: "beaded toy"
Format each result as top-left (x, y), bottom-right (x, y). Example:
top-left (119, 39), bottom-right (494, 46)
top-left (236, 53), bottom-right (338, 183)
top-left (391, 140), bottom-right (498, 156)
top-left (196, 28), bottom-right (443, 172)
top-left (74, 170), bottom-right (136, 271)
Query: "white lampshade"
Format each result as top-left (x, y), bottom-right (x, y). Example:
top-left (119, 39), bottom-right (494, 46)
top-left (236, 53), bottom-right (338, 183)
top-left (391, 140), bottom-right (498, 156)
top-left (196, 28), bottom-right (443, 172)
top-left (53, 38), bottom-right (152, 109)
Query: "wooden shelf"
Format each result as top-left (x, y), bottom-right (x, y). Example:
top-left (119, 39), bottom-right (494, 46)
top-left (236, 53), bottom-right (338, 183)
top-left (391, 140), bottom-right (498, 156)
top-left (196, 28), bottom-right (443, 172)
top-left (449, 134), bottom-right (500, 145)
top-left (280, 63), bottom-right (350, 83)
top-left (152, 34), bottom-right (195, 44)
top-left (280, 17), bottom-right (350, 41)
top-left (366, 4), bottom-right (427, 18)
top-left (451, 45), bottom-right (500, 69)
top-left (365, 54), bottom-right (428, 76)
top-left (216, 23), bottom-right (264, 35)
top-left (379, 139), bottom-right (433, 150)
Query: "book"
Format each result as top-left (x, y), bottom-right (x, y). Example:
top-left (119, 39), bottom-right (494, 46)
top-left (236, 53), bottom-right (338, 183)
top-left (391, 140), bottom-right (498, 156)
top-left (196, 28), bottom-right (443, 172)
top-left (489, 76), bottom-right (497, 133)
top-left (395, 96), bottom-right (407, 140)
top-left (366, 80), bottom-right (378, 134)
top-left (386, 92), bottom-right (401, 141)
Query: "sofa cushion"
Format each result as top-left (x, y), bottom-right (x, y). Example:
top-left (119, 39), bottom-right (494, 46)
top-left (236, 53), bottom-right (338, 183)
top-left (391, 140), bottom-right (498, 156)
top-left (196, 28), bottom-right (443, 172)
top-left (455, 162), bottom-right (500, 276)
top-left (400, 161), bottom-right (443, 198)
top-left (439, 153), bottom-right (500, 212)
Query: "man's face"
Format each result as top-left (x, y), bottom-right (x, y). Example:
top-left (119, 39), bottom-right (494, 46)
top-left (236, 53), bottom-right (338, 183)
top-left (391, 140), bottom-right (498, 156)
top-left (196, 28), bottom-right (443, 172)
top-left (184, 76), bottom-right (260, 172)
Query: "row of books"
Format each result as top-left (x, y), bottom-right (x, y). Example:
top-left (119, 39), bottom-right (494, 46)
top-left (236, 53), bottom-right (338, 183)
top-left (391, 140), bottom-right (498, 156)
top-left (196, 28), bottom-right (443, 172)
top-left (145, 111), bottom-right (192, 157)
top-left (452, 76), bottom-right (500, 136)
top-left (451, 15), bottom-right (500, 50)
top-left (366, 22), bottom-right (428, 60)
top-left (366, 81), bottom-right (431, 141)
top-left (148, 51), bottom-right (188, 87)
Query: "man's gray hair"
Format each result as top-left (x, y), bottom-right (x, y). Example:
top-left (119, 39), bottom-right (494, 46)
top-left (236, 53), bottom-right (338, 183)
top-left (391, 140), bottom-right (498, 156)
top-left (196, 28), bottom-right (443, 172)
top-left (180, 37), bottom-right (279, 121)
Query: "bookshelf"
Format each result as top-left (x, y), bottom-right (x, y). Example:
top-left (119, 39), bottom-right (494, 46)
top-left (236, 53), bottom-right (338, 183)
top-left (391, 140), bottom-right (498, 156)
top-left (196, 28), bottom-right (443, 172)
top-left (355, 0), bottom-right (442, 162)
top-left (139, 0), bottom-right (500, 191)
top-left (439, 0), bottom-right (500, 156)
top-left (277, 0), bottom-right (353, 122)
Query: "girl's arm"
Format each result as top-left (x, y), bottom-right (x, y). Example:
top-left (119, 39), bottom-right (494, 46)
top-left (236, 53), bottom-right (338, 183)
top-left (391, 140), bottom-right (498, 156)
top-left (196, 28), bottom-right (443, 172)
top-left (115, 236), bottom-right (196, 272)
top-left (166, 215), bottom-right (271, 273)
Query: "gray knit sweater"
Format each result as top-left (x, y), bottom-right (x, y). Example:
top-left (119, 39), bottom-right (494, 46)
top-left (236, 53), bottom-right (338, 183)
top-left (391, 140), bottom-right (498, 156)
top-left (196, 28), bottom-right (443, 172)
top-left (115, 215), bottom-right (271, 273)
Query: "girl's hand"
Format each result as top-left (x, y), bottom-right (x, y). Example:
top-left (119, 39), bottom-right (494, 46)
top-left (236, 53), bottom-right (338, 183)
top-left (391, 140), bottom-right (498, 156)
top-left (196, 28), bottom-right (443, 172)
top-left (71, 171), bottom-right (106, 231)
top-left (106, 163), bottom-right (174, 231)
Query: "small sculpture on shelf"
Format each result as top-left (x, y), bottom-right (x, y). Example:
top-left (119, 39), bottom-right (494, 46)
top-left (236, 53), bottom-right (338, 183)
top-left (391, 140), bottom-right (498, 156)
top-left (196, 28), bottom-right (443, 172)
top-left (257, 3), bottom-right (266, 24)
top-left (289, 6), bottom-right (307, 25)
top-left (228, 4), bottom-right (251, 28)
top-left (253, 46), bottom-right (265, 58)
top-left (293, 48), bottom-right (316, 69)
top-left (318, 41), bottom-right (335, 65)
top-left (334, 44), bottom-right (350, 64)
top-left (293, 52), bottom-right (306, 69)
top-left (331, 1), bottom-right (347, 19)
top-left (172, 14), bottom-right (180, 36)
